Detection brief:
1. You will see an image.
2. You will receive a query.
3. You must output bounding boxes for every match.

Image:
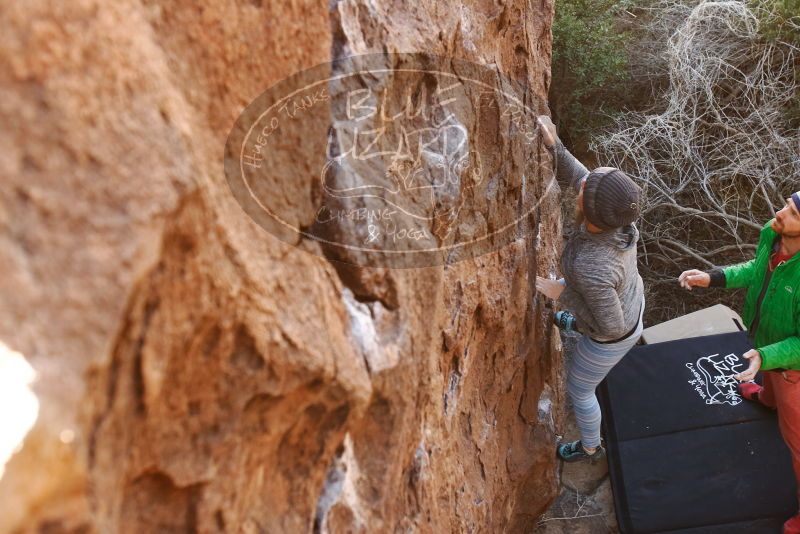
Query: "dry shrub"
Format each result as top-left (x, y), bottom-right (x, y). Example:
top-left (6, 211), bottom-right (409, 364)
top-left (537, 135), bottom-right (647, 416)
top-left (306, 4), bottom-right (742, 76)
top-left (593, 0), bottom-right (800, 323)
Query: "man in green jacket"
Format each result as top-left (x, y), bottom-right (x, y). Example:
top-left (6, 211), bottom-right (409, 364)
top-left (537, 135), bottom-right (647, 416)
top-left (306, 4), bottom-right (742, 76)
top-left (679, 191), bottom-right (800, 534)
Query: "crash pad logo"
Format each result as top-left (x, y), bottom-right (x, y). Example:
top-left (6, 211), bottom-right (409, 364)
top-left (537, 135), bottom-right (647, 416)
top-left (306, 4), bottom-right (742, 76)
top-left (224, 53), bottom-right (552, 268)
top-left (685, 353), bottom-right (744, 406)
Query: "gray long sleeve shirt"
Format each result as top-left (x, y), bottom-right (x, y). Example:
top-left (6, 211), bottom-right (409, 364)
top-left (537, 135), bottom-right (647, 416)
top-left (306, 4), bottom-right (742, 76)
top-left (550, 141), bottom-right (645, 341)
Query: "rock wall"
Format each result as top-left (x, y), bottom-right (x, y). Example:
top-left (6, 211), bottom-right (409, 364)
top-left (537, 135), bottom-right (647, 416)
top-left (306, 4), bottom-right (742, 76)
top-left (0, 0), bottom-right (562, 532)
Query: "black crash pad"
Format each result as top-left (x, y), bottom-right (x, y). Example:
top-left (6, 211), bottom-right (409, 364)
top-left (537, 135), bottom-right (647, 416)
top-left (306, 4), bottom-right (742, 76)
top-left (599, 332), bottom-right (797, 533)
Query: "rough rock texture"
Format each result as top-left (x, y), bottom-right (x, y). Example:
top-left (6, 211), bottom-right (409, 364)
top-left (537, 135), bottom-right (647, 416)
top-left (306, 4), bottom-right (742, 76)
top-left (0, 0), bottom-right (562, 532)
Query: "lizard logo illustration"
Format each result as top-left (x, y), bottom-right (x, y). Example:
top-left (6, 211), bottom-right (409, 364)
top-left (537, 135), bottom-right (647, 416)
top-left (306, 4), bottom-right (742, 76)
top-left (686, 353), bottom-right (745, 406)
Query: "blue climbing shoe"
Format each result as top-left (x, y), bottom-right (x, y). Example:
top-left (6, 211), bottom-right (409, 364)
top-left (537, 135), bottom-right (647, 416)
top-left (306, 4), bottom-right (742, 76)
top-left (557, 439), bottom-right (606, 463)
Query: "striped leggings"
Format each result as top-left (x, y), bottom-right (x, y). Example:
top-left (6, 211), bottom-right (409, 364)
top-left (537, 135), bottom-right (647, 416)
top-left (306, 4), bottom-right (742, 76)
top-left (567, 300), bottom-right (645, 448)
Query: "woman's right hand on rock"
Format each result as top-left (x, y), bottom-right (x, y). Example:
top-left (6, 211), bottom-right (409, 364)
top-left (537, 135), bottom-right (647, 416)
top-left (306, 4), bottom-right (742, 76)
top-left (536, 115), bottom-right (557, 149)
top-left (536, 276), bottom-right (566, 300)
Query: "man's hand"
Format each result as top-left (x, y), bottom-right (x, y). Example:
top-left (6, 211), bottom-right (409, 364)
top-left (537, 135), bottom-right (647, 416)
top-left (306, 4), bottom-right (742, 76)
top-left (536, 116), bottom-right (558, 149)
top-left (536, 276), bottom-right (565, 300)
top-left (678, 269), bottom-right (710, 290)
top-left (735, 349), bottom-right (762, 382)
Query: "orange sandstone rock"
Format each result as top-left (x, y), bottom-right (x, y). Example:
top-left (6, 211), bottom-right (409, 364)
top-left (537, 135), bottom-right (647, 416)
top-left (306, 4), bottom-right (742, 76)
top-left (0, 0), bottom-right (562, 532)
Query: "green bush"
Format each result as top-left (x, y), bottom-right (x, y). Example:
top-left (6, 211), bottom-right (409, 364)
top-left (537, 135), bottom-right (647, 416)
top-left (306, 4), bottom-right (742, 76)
top-left (550, 0), bottom-right (633, 146)
top-left (751, 0), bottom-right (800, 45)
top-left (751, 0), bottom-right (800, 126)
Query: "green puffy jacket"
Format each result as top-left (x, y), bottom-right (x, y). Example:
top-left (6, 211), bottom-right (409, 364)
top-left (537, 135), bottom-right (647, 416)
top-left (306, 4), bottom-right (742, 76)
top-left (723, 220), bottom-right (800, 370)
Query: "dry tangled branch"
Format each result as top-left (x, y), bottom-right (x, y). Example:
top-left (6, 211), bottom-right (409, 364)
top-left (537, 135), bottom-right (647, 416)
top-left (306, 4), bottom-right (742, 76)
top-left (592, 0), bottom-right (800, 320)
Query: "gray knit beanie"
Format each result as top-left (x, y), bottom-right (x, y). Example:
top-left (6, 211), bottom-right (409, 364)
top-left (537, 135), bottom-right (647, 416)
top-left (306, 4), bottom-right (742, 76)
top-left (583, 169), bottom-right (642, 230)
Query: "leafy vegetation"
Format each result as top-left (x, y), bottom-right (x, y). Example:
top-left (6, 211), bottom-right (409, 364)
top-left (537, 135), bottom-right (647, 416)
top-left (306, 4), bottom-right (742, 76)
top-left (549, 0), bottom-right (634, 147)
top-left (751, 0), bottom-right (800, 45)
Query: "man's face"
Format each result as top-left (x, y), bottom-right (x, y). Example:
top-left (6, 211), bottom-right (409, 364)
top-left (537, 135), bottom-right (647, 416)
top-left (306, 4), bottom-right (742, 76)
top-left (772, 197), bottom-right (800, 237)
